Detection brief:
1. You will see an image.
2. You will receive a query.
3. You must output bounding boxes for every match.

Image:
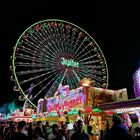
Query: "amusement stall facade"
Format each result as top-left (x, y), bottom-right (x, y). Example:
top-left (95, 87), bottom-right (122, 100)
top-left (35, 78), bottom-right (128, 134)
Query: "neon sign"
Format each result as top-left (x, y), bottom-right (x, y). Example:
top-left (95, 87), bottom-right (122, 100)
top-left (133, 68), bottom-right (140, 97)
top-left (61, 57), bottom-right (79, 67)
top-left (46, 86), bottom-right (85, 113)
top-left (47, 95), bottom-right (83, 113)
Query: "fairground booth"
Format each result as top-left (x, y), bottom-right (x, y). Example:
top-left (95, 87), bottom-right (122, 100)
top-left (32, 78), bottom-right (128, 134)
top-left (98, 98), bottom-right (140, 129)
top-left (98, 67), bottom-right (140, 129)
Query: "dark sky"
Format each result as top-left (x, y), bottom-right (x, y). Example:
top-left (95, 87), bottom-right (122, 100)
top-left (0, 2), bottom-right (139, 106)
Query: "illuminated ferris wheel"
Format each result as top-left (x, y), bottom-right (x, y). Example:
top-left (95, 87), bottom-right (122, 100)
top-left (11, 19), bottom-right (108, 108)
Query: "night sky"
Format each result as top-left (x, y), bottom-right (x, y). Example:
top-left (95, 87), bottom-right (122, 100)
top-left (0, 2), bottom-right (139, 107)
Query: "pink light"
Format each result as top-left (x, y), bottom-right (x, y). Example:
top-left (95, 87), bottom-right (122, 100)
top-left (133, 67), bottom-right (140, 97)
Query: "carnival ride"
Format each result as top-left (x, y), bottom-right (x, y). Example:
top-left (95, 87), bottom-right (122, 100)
top-left (10, 19), bottom-right (108, 109)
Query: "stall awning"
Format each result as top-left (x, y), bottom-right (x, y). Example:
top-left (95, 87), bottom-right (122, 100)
top-left (98, 98), bottom-right (140, 110)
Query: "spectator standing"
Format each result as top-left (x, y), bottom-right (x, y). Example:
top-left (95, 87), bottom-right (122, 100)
top-left (104, 115), bottom-right (134, 140)
top-left (70, 120), bottom-right (89, 140)
top-left (10, 121), bottom-right (28, 140)
top-left (48, 124), bottom-right (59, 140)
top-left (32, 126), bottom-right (44, 140)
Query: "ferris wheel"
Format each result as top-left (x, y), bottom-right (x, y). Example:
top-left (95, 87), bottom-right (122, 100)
top-left (11, 19), bottom-right (108, 108)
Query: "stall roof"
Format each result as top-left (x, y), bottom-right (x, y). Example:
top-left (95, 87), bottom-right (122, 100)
top-left (98, 98), bottom-right (140, 110)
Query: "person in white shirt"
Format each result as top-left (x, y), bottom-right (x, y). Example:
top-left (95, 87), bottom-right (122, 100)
top-left (48, 124), bottom-right (58, 140)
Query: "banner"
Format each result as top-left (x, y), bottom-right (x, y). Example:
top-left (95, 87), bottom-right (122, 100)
top-left (46, 86), bottom-right (85, 113)
top-left (86, 87), bottom-right (128, 108)
top-left (114, 88), bottom-right (128, 102)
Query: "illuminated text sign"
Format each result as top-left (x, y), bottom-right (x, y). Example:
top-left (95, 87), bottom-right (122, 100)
top-left (61, 57), bottom-right (79, 67)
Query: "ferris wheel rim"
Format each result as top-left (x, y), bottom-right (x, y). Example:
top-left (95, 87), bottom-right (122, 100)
top-left (12, 19), bottom-right (109, 109)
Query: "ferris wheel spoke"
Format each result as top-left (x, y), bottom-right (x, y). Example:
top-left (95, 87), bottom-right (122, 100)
top-left (91, 65), bottom-right (106, 69)
top-left (16, 67), bottom-right (56, 75)
top-left (24, 69), bottom-right (63, 94)
top-left (25, 36), bottom-right (57, 60)
top-left (73, 36), bottom-right (88, 56)
top-left (15, 51), bottom-right (55, 64)
top-left (48, 23), bottom-right (60, 45)
top-left (34, 32), bottom-right (59, 58)
top-left (76, 52), bottom-right (97, 62)
top-left (64, 25), bottom-right (71, 55)
top-left (73, 42), bottom-right (94, 60)
top-left (80, 60), bottom-right (101, 65)
top-left (17, 46), bottom-right (49, 62)
top-left (78, 54), bottom-right (101, 63)
top-left (79, 67), bottom-right (93, 77)
top-left (66, 72), bottom-right (76, 88)
top-left (79, 66), bottom-right (106, 76)
top-left (23, 38), bottom-right (42, 51)
top-left (15, 53), bottom-right (40, 62)
top-left (26, 32), bottom-right (44, 46)
top-left (24, 35), bottom-right (58, 60)
top-left (19, 69), bottom-right (60, 85)
top-left (15, 53), bottom-right (49, 64)
top-left (27, 34), bottom-right (57, 58)
top-left (34, 29), bottom-right (47, 43)
top-left (66, 78), bottom-right (71, 88)
top-left (45, 24), bottom-right (61, 54)
top-left (58, 23), bottom-right (69, 54)
top-left (33, 69), bottom-right (63, 92)
top-left (72, 70), bottom-right (81, 81)
top-left (78, 70), bottom-right (103, 86)
top-left (49, 23), bottom-right (63, 52)
top-left (70, 28), bottom-right (77, 51)
top-left (19, 46), bottom-right (32, 54)
top-left (60, 68), bottom-right (68, 84)
top-left (15, 52), bottom-right (41, 63)
top-left (59, 23), bottom-right (67, 51)
top-left (50, 24), bottom-right (63, 53)
top-left (15, 62), bottom-right (46, 68)
top-left (31, 69), bottom-right (64, 101)
top-left (94, 82), bottom-right (103, 88)
top-left (47, 68), bottom-right (68, 97)
top-left (82, 70), bottom-right (105, 83)
top-left (34, 31), bottom-right (59, 58)
top-left (15, 57), bottom-right (56, 67)
top-left (72, 32), bottom-right (82, 53)
top-left (68, 77), bottom-right (75, 89)
top-left (71, 72), bottom-right (79, 88)
top-left (41, 26), bottom-right (61, 55)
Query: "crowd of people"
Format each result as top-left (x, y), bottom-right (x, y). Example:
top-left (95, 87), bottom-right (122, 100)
top-left (0, 115), bottom-right (140, 140)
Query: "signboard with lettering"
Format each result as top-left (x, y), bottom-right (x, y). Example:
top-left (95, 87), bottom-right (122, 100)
top-left (87, 87), bottom-right (114, 108)
top-left (46, 86), bottom-right (85, 113)
top-left (114, 88), bottom-right (128, 101)
top-left (86, 87), bottom-right (128, 108)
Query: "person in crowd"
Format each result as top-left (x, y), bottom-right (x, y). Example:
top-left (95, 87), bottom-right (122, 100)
top-left (28, 123), bottom-right (33, 140)
top-left (62, 124), bottom-right (68, 139)
top-left (99, 130), bottom-right (104, 140)
top-left (42, 121), bottom-right (51, 139)
top-left (55, 129), bottom-right (66, 140)
top-left (87, 125), bottom-right (94, 140)
top-left (48, 123), bottom-right (59, 140)
top-left (0, 124), bottom-right (4, 140)
top-left (3, 122), bottom-right (11, 139)
top-left (36, 121), bottom-right (43, 128)
top-left (70, 120), bottom-right (89, 140)
top-left (32, 126), bottom-right (44, 140)
top-left (67, 129), bottom-right (72, 140)
top-left (134, 126), bottom-right (140, 140)
top-left (10, 121), bottom-right (28, 140)
top-left (104, 115), bottom-right (134, 140)
top-left (3, 122), bottom-right (17, 140)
